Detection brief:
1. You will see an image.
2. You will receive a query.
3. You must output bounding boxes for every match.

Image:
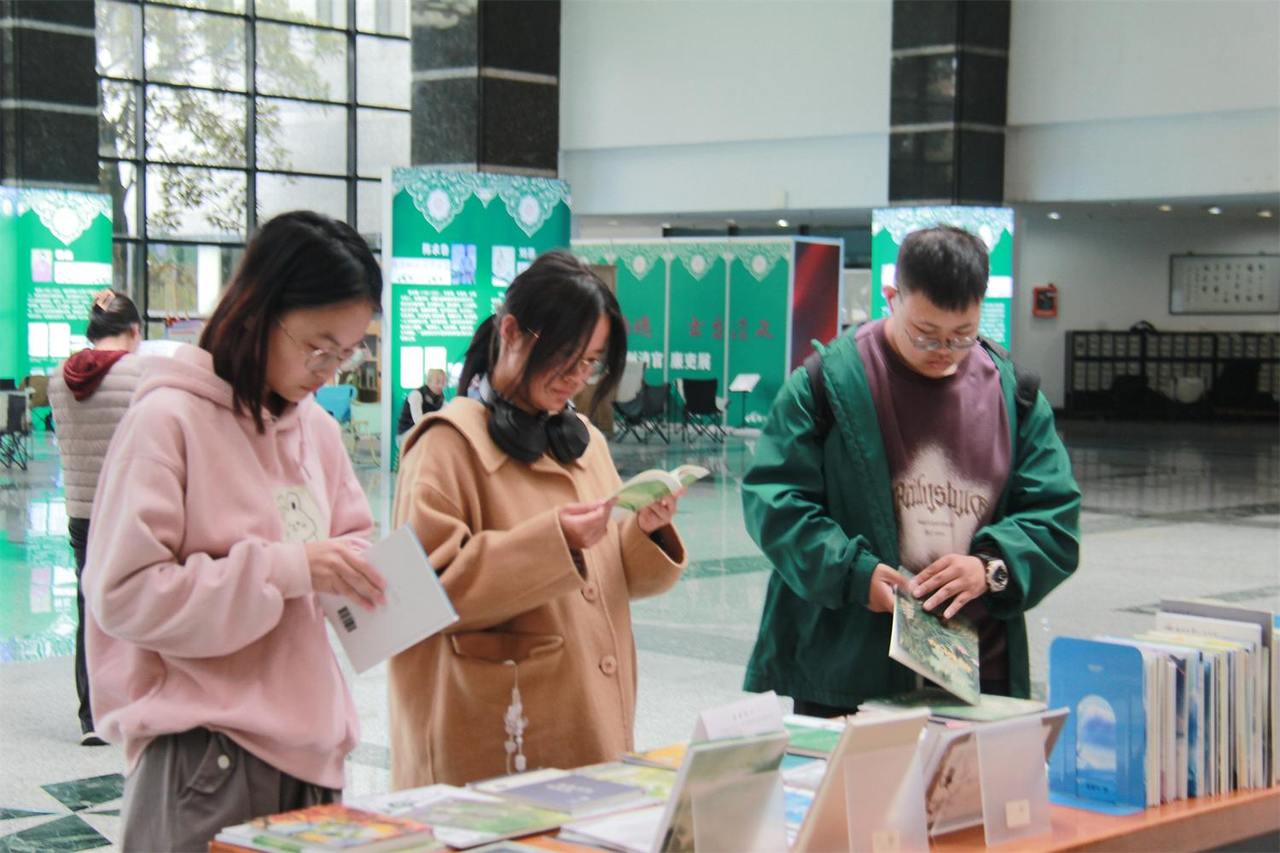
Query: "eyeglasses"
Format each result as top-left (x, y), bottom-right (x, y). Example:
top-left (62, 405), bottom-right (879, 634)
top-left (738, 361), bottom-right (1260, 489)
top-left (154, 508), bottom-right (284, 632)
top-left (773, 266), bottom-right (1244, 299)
top-left (277, 321), bottom-right (370, 374)
top-left (523, 328), bottom-right (607, 383)
top-left (890, 294), bottom-right (978, 352)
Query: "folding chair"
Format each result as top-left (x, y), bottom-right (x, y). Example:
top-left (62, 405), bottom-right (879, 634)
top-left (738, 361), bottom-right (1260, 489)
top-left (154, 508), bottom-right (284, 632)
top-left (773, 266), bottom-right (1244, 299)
top-left (0, 392), bottom-right (30, 470)
top-left (682, 377), bottom-right (725, 443)
top-left (613, 381), bottom-right (669, 444)
top-left (348, 400), bottom-right (381, 466)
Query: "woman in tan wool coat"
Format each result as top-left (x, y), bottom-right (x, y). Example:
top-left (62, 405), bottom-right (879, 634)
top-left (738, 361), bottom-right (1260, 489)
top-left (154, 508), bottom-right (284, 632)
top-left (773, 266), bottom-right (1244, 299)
top-left (390, 252), bottom-right (688, 787)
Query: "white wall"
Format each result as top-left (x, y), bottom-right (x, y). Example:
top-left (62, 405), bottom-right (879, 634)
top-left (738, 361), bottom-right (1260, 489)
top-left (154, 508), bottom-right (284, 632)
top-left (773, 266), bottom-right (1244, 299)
top-left (1006, 0), bottom-right (1280, 202)
top-left (1012, 214), bottom-right (1280, 408)
top-left (559, 0), bottom-right (892, 216)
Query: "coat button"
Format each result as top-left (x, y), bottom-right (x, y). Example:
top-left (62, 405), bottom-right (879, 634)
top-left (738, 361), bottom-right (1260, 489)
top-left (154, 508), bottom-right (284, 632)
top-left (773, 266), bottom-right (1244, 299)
top-left (582, 583), bottom-right (599, 603)
top-left (599, 655), bottom-right (617, 676)
top-left (217, 754), bottom-right (231, 771)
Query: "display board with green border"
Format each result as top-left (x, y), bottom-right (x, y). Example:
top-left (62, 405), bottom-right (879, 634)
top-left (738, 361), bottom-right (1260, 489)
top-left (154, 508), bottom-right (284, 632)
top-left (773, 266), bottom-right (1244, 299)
top-left (572, 238), bottom-right (842, 428)
top-left (381, 169), bottom-right (571, 467)
top-left (870, 207), bottom-right (1014, 349)
top-left (0, 190), bottom-right (113, 384)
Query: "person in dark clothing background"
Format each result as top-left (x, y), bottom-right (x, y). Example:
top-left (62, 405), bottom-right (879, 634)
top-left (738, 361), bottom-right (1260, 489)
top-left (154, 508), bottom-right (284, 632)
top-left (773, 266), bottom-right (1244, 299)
top-left (397, 367), bottom-right (446, 438)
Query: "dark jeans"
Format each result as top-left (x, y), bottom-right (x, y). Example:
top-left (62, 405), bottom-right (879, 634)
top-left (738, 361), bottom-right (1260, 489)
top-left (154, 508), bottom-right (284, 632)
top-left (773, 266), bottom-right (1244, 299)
top-left (121, 728), bottom-right (338, 853)
top-left (68, 516), bottom-right (93, 734)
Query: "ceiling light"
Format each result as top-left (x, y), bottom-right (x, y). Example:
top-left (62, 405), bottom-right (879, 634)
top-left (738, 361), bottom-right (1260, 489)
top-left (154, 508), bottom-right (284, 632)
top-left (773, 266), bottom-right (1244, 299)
top-left (1259, 210), bottom-right (1274, 219)
top-left (777, 218), bottom-right (789, 228)
top-left (1207, 206), bottom-right (1223, 215)
top-left (1157, 204), bottom-right (1173, 213)
top-left (1047, 211), bottom-right (1062, 220)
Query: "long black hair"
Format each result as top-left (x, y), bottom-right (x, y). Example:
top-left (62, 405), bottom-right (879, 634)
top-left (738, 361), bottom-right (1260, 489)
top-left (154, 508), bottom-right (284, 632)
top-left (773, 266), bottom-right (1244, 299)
top-left (86, 291), bottom-right (141, 342)
top-left (199, 211), bottom-right (382, 432)
top-left (458, 251), bottom-right (626, 415)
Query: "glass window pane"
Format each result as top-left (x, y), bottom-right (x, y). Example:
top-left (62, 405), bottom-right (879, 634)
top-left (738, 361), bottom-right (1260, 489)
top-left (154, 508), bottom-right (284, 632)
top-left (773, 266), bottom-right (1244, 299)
top-left (256, 99), bottom-right (347, 175)
top-left (146, 86), bottom-right (247, 167)
top-left (100, 80), bottom-right (137, 158)
top-left (100, 161), bottom-right (139, 237)
top-left (256, 22), bottom-right (347, 101)
top-left (150, 0), bottom-right (246, 13)
top-left (256, 174), bottom-right (348, 225)
top-left (356, 108), bottom-right (409, 179)
top-left (144, 5), bottom-right (246, 92)
top-left (257, 0), bottom-right (347, 29)
top-left (113, 241), bottom-right (140, 301)
top-left (357, 36), bottom-right (410, 108)
top-left (357, 179), bottom-right (382, 239)
top-left (356, 0), bottom-right (408, 36)
top-left (147, 242), bottom-right (243, 317)
top-left (146, 165), bottom-right (247, 241)
top-left (97, 1), bottom-right (141, 79)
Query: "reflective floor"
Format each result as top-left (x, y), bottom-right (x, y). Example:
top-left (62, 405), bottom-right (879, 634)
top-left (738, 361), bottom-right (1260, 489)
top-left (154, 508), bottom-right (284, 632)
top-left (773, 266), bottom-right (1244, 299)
top-left (1, 420), bottom-right (1277, 850)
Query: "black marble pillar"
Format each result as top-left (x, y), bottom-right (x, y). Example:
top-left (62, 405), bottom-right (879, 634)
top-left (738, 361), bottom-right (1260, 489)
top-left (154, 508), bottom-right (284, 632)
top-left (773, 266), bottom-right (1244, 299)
top-left (411, 0), bottom-right (559, 175)
top-left (0, 0), bottom-right (98, 187)
top-left (889, 0), bottom-right (1009, 204)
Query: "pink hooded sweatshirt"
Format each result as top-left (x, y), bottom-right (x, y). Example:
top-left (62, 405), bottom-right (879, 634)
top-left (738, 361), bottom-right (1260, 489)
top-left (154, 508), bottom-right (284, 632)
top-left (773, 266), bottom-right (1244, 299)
top-left (82, 344), bottom-right (373, 789)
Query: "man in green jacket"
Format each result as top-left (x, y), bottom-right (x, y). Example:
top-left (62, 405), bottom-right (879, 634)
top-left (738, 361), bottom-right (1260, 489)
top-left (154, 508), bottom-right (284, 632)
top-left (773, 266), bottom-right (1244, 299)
top-left (742, 225), bottom-right (1081, 716)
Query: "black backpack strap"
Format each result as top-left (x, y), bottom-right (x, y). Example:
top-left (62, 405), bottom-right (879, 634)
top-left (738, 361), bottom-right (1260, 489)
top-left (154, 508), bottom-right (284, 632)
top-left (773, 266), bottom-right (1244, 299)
top-left (980, 336), bottom-right (1040, 418)
top-left (804, 349), bottom-right (833, 442)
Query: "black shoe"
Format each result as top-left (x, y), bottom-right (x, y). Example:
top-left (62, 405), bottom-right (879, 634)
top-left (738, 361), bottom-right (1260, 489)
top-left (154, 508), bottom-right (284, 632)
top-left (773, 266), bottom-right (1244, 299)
top-left (80, 731), bottom-right (107, 746)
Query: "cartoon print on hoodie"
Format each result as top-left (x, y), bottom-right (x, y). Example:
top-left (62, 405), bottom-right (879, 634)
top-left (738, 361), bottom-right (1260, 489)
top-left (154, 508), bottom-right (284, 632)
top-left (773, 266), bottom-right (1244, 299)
top-left (276, 486), bottom-right (324, 544)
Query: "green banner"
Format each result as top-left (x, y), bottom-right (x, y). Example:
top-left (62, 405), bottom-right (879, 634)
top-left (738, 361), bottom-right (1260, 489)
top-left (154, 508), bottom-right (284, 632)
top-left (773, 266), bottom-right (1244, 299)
top-left (728, 243), bottom-right (791, 426)
top-left (0, 189), bottom-right (114, 383)
top-left (383, 169), bottom-right (571, 465)
top-left (870, 206), bottom-right (1014, 349)
top-left (667, 245), bottom-right (727, 393)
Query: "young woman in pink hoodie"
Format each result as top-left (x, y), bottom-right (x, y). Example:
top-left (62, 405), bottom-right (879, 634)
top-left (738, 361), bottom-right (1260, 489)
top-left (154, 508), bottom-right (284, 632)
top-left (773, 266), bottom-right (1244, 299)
top-left (82, 211), bottom-right (388, 852)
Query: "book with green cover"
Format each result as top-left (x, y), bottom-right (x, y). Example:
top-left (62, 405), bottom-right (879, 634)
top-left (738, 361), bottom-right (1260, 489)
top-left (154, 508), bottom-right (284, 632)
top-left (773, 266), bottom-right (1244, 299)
top-left (888, 575), bottom-right (981, 706)
top-left (613, 464), bottom-right (708, 512)
top-left (577, 761), bottom-right (678, 801)
top-left (351, 784), bottom-right (565, 850)
top-left (860, 689), bottom-right (1046, 722)
top-left (782, 714), bottom-right (846, 757)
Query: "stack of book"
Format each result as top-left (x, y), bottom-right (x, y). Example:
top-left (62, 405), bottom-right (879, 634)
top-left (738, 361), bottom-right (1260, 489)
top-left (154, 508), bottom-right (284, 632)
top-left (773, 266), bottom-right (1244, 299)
top-left (1048, 599), bottom-right (1277, 811)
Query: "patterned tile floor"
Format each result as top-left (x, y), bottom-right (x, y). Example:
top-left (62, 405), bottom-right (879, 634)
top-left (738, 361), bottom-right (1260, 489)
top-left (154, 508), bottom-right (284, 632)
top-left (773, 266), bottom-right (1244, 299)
top-left (1, 419), bottom-right (1277, 850)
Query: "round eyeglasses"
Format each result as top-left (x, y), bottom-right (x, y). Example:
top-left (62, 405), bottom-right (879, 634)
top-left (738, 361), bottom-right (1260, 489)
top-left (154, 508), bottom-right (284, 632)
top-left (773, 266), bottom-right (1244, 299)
top-left (277, 322), bottom-right (370, 374)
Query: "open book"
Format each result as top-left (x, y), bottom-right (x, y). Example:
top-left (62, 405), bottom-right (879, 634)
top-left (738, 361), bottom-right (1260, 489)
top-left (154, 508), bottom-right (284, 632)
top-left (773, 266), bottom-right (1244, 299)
top-left (613, 464), bottom-right (709, 512)
top-left (318, 525), bottom-right (458, 674)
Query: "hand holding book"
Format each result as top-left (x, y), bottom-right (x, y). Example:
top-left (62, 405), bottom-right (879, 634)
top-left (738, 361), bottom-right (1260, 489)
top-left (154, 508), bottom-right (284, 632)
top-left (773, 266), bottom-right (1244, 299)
top-left (910, 553), bottom-right (986, 620)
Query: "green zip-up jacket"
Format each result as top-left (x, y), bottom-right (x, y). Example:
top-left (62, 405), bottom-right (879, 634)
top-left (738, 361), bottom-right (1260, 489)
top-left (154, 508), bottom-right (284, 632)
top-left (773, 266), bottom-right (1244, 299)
top-left (742, 330), bottom-right (1081, 707)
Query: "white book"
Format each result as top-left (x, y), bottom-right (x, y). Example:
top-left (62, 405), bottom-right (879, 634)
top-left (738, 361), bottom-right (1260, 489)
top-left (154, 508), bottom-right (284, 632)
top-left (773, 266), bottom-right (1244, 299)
top-left (318, 525), bottom-right (458, 674)
top-left (1162, 599), bottom-right (1276, 788)
top-left (1156, 612), bottom-right (1262, 790)
top-left (560, 805), bottom-right (664, 853)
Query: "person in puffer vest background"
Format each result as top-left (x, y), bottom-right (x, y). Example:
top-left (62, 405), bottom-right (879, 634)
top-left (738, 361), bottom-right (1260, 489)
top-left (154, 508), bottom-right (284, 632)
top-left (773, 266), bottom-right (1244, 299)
top-left (47, 289), bottom-right (144, 747)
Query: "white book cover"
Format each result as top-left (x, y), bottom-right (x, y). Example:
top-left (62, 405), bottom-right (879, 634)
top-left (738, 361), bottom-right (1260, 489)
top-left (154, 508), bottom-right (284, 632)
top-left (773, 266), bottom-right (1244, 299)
top-left (1155, 612), bottom-right (1261, 790)
top-left (559, 805), bottom-right (664, 853)
top-left (1162, 599), bottom-right (1275, 788)
top-left (319, 525), bottom-right (458, 674)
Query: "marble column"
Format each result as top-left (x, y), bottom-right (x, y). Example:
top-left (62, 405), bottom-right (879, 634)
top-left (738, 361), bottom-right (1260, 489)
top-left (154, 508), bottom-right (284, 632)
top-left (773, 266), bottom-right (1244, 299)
top-left (410, 0), bottom-right (559, 175)
top-left (0, 0), bottom-right (98, 188)
top-left (888, 0), bottom-right (1010, 204)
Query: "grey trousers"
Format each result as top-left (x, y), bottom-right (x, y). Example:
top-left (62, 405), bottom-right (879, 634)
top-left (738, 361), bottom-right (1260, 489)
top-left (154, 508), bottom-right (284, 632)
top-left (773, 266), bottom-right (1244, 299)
top-left (120, 728), bottom-right (338, 853)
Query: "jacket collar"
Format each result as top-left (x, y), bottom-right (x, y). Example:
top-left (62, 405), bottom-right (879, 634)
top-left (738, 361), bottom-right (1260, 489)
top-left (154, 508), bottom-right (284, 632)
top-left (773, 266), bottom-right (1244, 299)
top-left (403, 397), bottom-right (591, 475)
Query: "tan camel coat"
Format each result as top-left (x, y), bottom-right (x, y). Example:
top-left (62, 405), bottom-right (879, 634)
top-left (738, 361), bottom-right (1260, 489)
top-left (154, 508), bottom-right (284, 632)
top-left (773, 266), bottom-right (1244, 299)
top-left (388, 399), bottom-right (687, 787)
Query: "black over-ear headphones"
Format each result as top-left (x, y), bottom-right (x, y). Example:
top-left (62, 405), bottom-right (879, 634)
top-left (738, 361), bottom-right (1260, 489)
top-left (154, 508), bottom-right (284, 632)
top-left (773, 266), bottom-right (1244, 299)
top-left (480, 379), bottom-right (589, 464)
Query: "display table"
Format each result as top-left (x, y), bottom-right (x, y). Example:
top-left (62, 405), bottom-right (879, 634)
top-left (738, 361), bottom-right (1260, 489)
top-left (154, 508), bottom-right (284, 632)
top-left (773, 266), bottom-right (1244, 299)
top-left (934, 786), bottom-right (1280, 852)
top-left (210, 786), bottom-right (1279, 852)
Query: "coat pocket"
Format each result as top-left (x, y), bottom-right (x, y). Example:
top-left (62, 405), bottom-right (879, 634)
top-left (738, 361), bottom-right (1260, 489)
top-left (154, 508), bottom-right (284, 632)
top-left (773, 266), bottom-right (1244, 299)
top-left (179, 730), bottom-right (237, 797)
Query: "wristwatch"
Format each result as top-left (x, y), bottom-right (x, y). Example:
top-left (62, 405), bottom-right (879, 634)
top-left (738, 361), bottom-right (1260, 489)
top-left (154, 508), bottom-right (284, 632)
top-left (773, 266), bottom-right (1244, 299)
top-left (980, 554), bottom-right (1009, 593)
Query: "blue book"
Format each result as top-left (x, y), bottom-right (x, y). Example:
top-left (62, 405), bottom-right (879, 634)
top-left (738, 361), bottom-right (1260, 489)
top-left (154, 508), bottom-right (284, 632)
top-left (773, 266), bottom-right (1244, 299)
top-left (1048, 637), bottom-right (1148, 814)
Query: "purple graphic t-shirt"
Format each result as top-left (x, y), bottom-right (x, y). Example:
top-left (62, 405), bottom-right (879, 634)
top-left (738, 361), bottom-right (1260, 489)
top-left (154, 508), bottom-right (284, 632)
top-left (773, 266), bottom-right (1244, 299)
top-left (857, 319), bottom-right (1011, 685)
